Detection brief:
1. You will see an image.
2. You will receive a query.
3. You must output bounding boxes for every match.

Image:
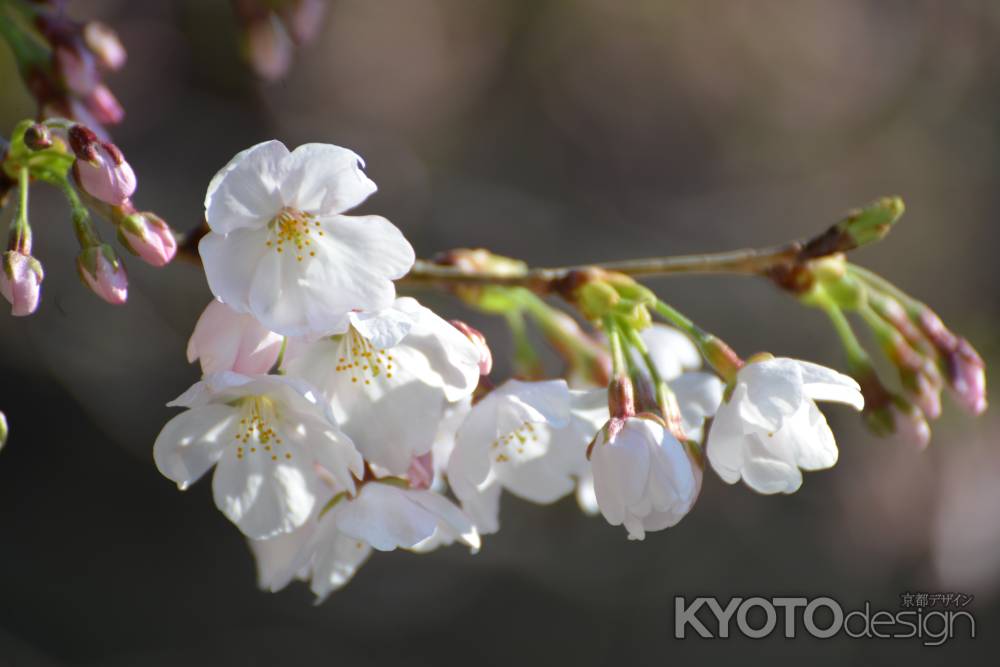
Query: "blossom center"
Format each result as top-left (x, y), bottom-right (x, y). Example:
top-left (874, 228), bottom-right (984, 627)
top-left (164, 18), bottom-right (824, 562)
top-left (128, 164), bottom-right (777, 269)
top-left (490, 422), bottom-right (538, 463)
top-left (334, 327), bottom-right (395, 385)
top-left (232, 396), bottom-right (293, 463)
top-left (266, 207), bottom-right (324, 262)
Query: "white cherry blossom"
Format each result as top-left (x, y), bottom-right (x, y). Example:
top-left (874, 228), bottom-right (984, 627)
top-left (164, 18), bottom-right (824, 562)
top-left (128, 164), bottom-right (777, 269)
top-left (154, 372), bottom-right (363, 539)
top-left (706, 357), bottom-right (864, 494)
top-left (447, 379), bottom-right (576, 534)
top-left (589, 415), bottom-right (702, 540)
top-left (285, 297), bottom-right (480, 474)
top-left (249, 481), bottom-right (478, 602)
top-left (200, 140), bottom-right (415, 336)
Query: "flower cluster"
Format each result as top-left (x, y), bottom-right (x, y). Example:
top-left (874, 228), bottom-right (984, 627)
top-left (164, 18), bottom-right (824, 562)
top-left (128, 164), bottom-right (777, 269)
top-left (153, 141), bottom-right (888, 599)
top-left (0, 1), bottom-right (126, 134)
top-left (0, 119), bottom-right (175, 315)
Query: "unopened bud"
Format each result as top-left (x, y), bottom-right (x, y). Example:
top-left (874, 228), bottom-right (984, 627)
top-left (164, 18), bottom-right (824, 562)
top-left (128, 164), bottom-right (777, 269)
top-left (77, 244), bottom-right (127, 304)
top-left (449, 320), bottom-right (492, 375)
top-left (84, 85), bottom-right (125, 125)
top-left (803, 197), bottom-right (905, 259)
top-left (901, 366), bottom-right (942, 421)
top-left (0, 251), bottom-right (44, 316)
top-left (245, 15), bottom-right (293, 81)
top-left (55, 45), bottom-right (99, 96)
top-left (69, 125), bottom-right (135, 205)
top-left (280, 0), bottom-right (327, 44)
top-left (434, 248), bottom-right (528, 277)
top-left (407, 452), bottom-right (435, 490)
top-left (915, 309), bottom-right (987, 415)
top-left (83, 22), bottom-right (127, 70)
top-left (117, 211), bottom-right (177, 267)
top-left (23, 123), bottom-right (53, 150)
top-left (947, 339), bottom-right (987, 416)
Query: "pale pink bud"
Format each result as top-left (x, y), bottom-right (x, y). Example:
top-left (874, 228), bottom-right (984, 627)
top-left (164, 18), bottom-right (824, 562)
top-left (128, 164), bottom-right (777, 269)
top-left (947, 339), bottom-right (987, 416)
top-left (0, 251), bottom-right (43, 316)
top-left (118, 212), bottom-right (177, 267)
top-left (83, 22), bottom-right (127, 70)
top-left (449, 320), bottom-right (492, 375)
top-left (77, 245), bottom-right (127, 305)
top-left (889, 403), bottom-right (932, 451)
top-left (406, 452), bottom-right (435, 490)
top-left (84, 85), bottom-right (125, 125)
top-left (187, 300), bottom-right (283, 375)
top-left (54, 45), bottom-right (98, 96)
top-left (280, 0), bottom-right (327, 44)
top-left (70, 125), bottom-right (135, 205)
top-left (245, 16), bottom-right (293, 81)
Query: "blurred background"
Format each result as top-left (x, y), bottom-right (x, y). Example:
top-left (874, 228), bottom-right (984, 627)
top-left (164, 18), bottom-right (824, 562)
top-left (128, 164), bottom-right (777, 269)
top-left (1, 0), bottom-right (998, 664)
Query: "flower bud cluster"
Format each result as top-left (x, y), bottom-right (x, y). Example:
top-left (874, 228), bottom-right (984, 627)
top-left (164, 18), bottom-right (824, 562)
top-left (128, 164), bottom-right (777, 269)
top-left (17, 3), bottom-right (127, 133)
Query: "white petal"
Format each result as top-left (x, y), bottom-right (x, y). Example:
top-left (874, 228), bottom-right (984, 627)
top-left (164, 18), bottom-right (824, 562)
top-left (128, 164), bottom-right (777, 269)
top-left (670, 372), bottom-right (724, 442)
top-left (590, 422), bottom-right (653, 526)
top-left (165, 371), bottom-right (254, 409)
top-left (199, 228), bottom-right (270, 315)
top-left (737, 360), bottom-right (805, 429)
top-left (790, 401), bottom-right (839, 471)
top-left (153, 405), bottom-right (235, 490)
top-left (279, 143), bottom-right (377, 215)
top-left (205, 140), bottom-right (287, 234)
top-left (348, 305), bottom-right (415, 351)
top-left (739, 431), bottom-right (803, 494)
top-left (394, 301), bottom-right (481, 401)
top-left (407, 489), bottom-right (480, 551)
top-left (494, 379), bottom-right (572, 435)
top-left (705, 386), bottom-right (750, 485)
top-left (249, 523), bottom-right (314, 592)
top-left (334, 483), bottom-right (439, 551)
top-left (575, 473), bottom-right (600, 516)
top-left (791, 359), bottom-right (864, 411)
top-left (641, 324), bottom-right (702, 379)
top-left (308, 522), bottom-right (371, 602)
top-left (212, 445), bottom-right (318, 539)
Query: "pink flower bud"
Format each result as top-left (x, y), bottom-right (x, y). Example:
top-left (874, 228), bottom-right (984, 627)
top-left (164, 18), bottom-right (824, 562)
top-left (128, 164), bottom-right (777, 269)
top-left (117, 212), bottom-right (177, 267)
top-left (77, 245), bottom-right (127, 305)
top-left (70, 125), bottom-right (135, 205)
top-left (187, 300), bottom-right (283, 375)
top-left (406, 452), bottom-right (435, 490)
top-left (54, 45), bottom-right (99, 96)
top-left (84, 85), bottom-right (125, 126)
top-left (947, 339), bottom-right (987, 416)
top-left (245, 16), bottom-right (293, 81)
top-left (890, 403), bottom-right (932, 450)
top-left (83, 22), bottom-right (127, 70)
top-left (280, 0), bottom-right (327, 44)
top-left (449, 320), bottom-right (492, 375)
top-left (0, 251), bottom-right (43, 316)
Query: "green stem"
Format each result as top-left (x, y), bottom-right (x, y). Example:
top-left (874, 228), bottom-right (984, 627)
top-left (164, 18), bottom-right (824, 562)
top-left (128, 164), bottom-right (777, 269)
top-left (53, 178), bottom-right (100, 248)
top-left (603, 315), bottom-right (627, 379)
top-left (8, 165), bottom-right (30, 251)
top-left (622, 324), bottom-right (668, 408)
top-left (505, 309), bottom-right (543, 378)
top-left (818, 297), bottom-right (872, 374)
top-left (847, 265), bottom-right (925, 317)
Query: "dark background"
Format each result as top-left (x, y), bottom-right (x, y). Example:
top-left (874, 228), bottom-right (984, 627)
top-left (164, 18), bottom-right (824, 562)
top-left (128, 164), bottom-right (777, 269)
top-left (1, 0), bottom-right (998, 664)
